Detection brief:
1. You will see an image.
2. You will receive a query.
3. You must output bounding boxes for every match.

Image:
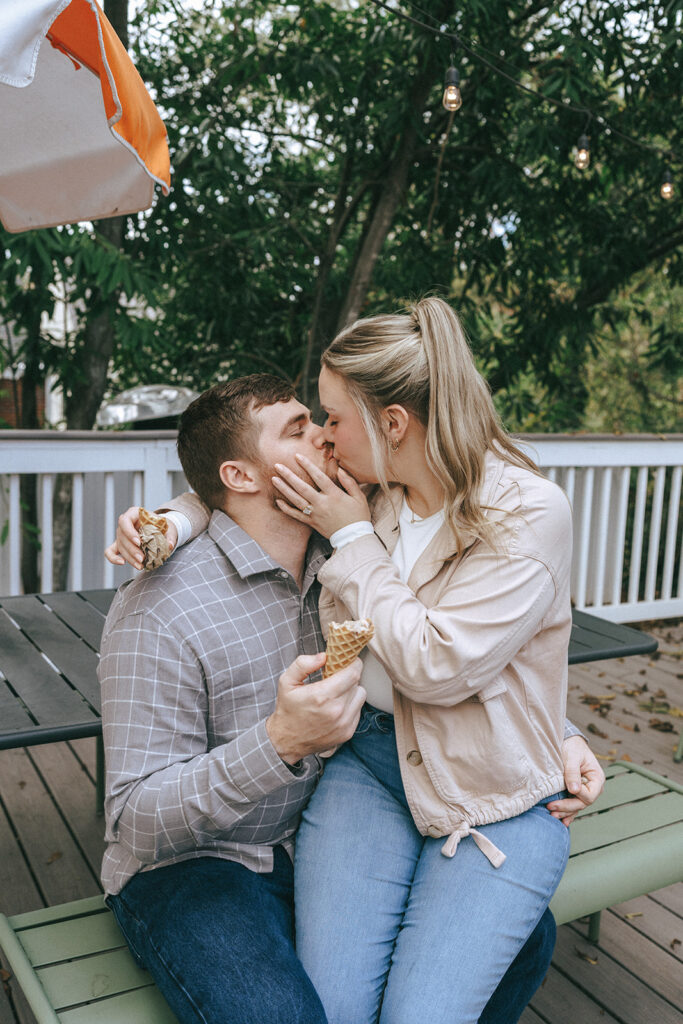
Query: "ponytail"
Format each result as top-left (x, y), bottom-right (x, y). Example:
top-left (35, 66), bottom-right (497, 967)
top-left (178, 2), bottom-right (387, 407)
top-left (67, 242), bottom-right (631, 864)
top-left (322, 296), bottom-right (538, 549)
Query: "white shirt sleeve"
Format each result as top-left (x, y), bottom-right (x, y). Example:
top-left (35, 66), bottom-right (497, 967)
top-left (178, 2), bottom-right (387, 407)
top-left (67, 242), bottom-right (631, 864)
top-left (164, 510), bottom-right (193, 548)
top-left (329, 521), bottom-right (374, 550)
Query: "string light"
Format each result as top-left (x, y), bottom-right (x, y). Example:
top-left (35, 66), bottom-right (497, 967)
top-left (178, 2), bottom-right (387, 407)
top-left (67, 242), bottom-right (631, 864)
top-left (442, 66), bottom-right (462, 111)
top-left (575, 134), bottom-right (590, 170)
top-left (366, 0), bottom-right (679, 192)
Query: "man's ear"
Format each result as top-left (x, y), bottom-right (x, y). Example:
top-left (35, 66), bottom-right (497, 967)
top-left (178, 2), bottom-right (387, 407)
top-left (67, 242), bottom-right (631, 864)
top-left (219, 460), bottom-right (260, 494)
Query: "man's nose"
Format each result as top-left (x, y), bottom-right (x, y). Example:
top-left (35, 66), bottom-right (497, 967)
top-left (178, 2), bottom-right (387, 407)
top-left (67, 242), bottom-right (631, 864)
top-left (311, 423), bottom-right (326, 447)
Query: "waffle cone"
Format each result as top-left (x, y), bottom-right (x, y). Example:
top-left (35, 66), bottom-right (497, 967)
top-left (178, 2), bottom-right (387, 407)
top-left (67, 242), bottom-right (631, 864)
top-left (138, 507), bottom-right (171, 571)
top-left (323, 618), bottom-right (374, 677)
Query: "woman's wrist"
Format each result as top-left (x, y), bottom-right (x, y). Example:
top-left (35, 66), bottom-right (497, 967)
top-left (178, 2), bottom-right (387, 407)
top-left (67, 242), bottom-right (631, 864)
top-left (329, 521), bottom-right (374, 550)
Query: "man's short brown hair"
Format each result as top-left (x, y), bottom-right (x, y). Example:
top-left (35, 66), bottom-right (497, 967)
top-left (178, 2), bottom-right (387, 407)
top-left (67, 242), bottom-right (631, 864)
top-left (177, 374), bottom-right (297, 509)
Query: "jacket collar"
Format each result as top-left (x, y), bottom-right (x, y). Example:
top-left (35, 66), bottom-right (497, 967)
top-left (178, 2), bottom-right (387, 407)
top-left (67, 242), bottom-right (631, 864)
top-left (372, 452), bottom-right (508, 592)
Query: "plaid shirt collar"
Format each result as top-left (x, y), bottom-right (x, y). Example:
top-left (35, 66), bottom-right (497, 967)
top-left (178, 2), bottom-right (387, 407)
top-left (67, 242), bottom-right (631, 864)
top-left (208, 509), bottom-right (330, 590)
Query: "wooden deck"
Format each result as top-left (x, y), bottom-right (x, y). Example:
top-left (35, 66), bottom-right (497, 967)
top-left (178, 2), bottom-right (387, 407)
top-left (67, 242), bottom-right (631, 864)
top-left (1, 622), bottom-right (681, 1024)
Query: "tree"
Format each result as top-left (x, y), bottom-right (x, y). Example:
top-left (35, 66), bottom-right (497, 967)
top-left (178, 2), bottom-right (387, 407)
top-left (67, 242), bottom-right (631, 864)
top-left (1, 1), bottom-right (681, 591)
top-left (123, 0), bottom-right (681, 425)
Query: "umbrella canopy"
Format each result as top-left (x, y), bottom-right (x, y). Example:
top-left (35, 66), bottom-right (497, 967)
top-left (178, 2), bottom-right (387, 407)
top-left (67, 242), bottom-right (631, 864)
top-left (0, 0), bottom-right (171, 233)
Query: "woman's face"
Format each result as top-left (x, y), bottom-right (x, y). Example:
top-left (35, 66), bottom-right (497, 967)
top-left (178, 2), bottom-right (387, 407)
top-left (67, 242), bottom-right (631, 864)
top-left (318, 366), bottom-right (379, 483)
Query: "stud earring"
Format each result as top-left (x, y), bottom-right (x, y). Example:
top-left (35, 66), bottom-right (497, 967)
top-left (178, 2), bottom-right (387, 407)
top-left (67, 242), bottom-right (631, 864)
top-left (390, 439), bottom-right (400, 453)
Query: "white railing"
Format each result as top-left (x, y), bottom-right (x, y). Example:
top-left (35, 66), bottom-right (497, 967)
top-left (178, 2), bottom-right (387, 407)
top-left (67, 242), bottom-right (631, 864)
top-left (0, 431), bottom-right (185, 595)
top-left (1, 431), bottom-right (682, 623)
top-left (522, 435), bottom-right (683, 623)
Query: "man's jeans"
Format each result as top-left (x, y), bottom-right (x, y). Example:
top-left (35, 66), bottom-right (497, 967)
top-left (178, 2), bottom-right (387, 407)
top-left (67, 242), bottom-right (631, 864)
top-left (295, 703), bottom-right (570, 1024)
top-left (107, 848), bottom-right (326, 1024)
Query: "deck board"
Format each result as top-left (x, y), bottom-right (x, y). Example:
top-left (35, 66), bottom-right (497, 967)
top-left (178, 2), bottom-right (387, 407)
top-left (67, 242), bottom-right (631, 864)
top-left (0, 621), bottom-right (681, 1023)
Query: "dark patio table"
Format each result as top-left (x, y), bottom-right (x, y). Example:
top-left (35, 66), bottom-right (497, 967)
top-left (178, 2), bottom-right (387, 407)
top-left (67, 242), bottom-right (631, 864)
top-left (0, 591), bottom-right (659, 810)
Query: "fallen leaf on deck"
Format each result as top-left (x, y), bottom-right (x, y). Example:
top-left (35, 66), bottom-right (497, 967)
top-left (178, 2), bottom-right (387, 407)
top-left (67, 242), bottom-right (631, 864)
top-left (574, 946), bottom-right (599, 965)
top-left (46, 850), bottom-right (62, 865)
top-left (587, 723), bottom-right (609, 738)
top-left (18, 780), bottom-right (26, 789)
top-left (639, 700), bottom-right (671, 714)
top-left (649, 718), bottom-right (675, 732)
top-left (621, 753), bottom-right (632, 761)
top-left (624, 912), bottom-right (643, 919)
top-left (582, 694), bottom-right (616, 702)
top-left (596, 754), bottom-right (616, 761)
top-left (670, 938), bottom-right (681, 951)
top-left (624, 685), bottom-right (648, 697)
top-left (654, 688), bottom-right (668, 699)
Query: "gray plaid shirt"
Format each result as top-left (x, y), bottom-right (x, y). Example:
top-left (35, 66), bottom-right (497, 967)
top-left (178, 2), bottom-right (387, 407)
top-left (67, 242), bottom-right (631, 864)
top-left (100, 510), bottom-right (328, 895)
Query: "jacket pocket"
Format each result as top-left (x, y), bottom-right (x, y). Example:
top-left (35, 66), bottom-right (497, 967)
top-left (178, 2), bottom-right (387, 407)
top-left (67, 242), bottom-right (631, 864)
top-left (414, 682), bottom-right (531, 802)
top-left (469, 676), bottom-right (508, 702)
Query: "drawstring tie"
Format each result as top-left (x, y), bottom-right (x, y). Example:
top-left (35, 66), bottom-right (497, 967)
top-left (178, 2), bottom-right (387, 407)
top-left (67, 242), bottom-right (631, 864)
top-left (441, 826), bottom-right (506, 868)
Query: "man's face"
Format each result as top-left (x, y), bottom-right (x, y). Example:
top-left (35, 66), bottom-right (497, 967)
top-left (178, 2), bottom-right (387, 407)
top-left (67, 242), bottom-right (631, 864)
top-left (252, 398), bottom-right (334, 502)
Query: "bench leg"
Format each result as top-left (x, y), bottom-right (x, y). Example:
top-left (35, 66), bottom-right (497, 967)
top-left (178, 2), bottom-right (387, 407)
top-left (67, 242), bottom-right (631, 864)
top-left (587, 911), bottom-right (601, 944)
top-left (96, 734), bottom-right (105, 816)
top-left (674, 731), bottom-right (683, 763)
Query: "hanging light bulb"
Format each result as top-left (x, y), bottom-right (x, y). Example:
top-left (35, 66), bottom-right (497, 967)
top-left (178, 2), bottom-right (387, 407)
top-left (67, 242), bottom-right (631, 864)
top-left (574, 134), bottom-right (590, 170)
top-left (442, 66), bottom-right (462, 112)
top-left (660, 168), bottom-right (674, 201)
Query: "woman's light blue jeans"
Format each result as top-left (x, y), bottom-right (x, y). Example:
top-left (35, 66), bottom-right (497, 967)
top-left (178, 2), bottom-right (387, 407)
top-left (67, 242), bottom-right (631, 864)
top-left (294, 704), bottom-right (570, 1024)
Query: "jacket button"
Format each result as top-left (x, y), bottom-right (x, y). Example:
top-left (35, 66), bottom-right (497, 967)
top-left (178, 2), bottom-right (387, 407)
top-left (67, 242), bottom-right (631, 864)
top-left (427, 825), bottom-right (442, 838)
top-left (407, 749), bottom-right (423, 766)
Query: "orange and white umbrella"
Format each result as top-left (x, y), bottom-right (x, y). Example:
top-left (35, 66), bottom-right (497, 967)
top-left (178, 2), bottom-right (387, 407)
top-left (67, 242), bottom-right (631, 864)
top-left (0, 0), bottom-right (170, 233)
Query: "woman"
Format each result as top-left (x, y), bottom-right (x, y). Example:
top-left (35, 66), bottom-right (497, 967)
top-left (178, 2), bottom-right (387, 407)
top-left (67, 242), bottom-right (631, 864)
top-left (267, 296), bottom-right (577, 1024)
top-left (107, 297), bottom-right (601, 1023)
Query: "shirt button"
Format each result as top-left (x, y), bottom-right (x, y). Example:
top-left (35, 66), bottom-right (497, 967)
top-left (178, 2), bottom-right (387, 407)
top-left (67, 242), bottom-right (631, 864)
top-left (427, 825), bottom-right (442, 838)
top-left (407, 749), bottom-right (423, 766)
top-left (279, 571), bottom-right (289, 580)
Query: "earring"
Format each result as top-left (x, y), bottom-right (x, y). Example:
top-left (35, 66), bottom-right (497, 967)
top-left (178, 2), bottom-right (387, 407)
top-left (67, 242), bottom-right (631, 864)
top-left (390, 439), bottom-right (400, 453)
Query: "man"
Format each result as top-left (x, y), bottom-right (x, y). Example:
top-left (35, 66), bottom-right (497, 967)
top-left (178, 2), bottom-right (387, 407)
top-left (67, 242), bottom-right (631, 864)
top-left (102, 374), bottom-right (602, 1024)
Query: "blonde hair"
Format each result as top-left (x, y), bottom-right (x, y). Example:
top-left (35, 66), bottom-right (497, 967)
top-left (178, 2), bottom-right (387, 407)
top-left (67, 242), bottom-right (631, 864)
top-left (322, 296), bottom-right (538, 549)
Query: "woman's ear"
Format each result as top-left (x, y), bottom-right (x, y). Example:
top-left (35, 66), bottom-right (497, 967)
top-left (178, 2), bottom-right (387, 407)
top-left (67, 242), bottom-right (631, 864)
top-left (381, 404), bottom-right (410, 447)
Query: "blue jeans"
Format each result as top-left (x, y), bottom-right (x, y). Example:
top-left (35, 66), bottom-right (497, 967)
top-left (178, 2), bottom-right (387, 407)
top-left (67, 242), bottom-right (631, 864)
top-left (295, 704), bottom-right (570, 1024)
top-left (107, 849), bottom-right (326, 1024)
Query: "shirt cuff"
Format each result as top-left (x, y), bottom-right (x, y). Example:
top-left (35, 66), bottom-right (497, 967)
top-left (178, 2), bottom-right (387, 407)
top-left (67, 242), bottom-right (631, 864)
top-left (164, 510), bottom-right (192, 548)
top-left (330, 520), bottom-right (374, 550)
top-left (228, 719), bottom-right (317, 801)
top-left (563, 719), bottom-right (585, 741)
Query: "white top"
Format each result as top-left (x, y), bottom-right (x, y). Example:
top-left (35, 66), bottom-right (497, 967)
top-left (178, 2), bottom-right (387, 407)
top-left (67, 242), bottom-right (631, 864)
top-left (332, 499), bottom-right (445, 713)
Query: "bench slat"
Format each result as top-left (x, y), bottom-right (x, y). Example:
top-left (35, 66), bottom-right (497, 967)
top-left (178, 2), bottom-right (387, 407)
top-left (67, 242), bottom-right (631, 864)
top-left (575, 772), bottom-right (666, 816)
top-left (19, 913), bottom-right (127, 967)
top-left (550, 819), bottom-right (683, 925)
top-left (569, 790), bottom-right (683, 855)
top-left (38, 948), bottom-right (152, 1009)
top-left (57, 984), bottom-right (180, 1024)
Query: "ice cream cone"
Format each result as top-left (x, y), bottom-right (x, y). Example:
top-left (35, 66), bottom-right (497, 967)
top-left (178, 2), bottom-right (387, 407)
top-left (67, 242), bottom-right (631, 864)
top-left (138, 507), bottom-right (171, 570)
top-left (323, 618), bottom-right (374, 677)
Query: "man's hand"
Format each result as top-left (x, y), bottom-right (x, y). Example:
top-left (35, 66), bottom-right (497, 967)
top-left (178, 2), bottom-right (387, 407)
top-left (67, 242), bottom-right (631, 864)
top-left (547, 735), bottom-right (605, 826)
top-left (104, 506), bottom-right (178, 569)
top-left (266, 653), bottom-right (366, 764)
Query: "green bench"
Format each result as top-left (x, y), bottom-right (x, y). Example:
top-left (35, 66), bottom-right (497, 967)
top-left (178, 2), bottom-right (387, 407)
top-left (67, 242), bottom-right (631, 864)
top-left (2, 761), bottom-right (682, 1024)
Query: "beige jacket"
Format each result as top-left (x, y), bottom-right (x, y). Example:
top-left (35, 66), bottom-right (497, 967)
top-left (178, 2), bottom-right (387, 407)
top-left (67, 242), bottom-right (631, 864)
top-left (163, 455), bottom-right (572, 864)
top-left (316, 454), bottom-right (572, 865)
